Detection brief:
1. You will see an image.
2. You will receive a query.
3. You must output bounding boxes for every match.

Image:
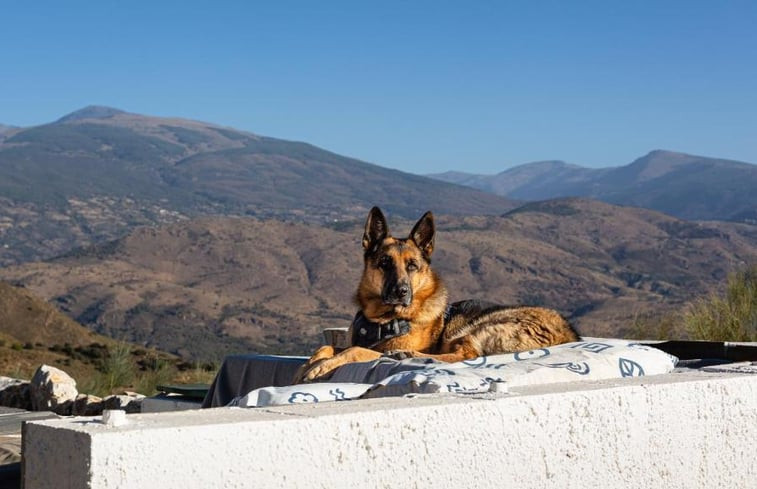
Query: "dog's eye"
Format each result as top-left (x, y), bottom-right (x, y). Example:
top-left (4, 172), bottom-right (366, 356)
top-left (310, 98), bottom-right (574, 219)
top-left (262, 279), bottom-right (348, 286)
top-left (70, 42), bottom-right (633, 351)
top-left (378, 256), bottom-right (393, 270)
top-left (406, 260), bottom-right (418, 272)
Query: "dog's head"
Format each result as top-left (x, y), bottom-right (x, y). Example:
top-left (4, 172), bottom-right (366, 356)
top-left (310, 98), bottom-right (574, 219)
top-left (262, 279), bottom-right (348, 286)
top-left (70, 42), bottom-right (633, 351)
top-left (356, 207), bottom-right (443, 322)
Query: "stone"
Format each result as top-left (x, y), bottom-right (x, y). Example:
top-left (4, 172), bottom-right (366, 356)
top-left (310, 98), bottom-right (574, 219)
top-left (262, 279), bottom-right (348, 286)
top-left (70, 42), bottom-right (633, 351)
top-left (72, 394), bottom-right (104, 416)
top-left (30, 365), bottom-right (78, 412)
top-left (102, 393), bottom-right (144, 414)
top-left (0, 376), bottom-right (24, 391)
top-left (51, 400), bottom-right (74, 416)
top-left (0, 382), bottom-right (32, 410)
top-left (102, 409), bottom-right (128, 427)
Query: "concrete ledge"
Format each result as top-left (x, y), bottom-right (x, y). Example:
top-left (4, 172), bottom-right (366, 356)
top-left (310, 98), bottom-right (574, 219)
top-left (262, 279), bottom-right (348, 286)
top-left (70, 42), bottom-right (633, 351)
top-left (140, 393), bottom-right (203, 413)
top-left (23, 371), bottom-right (757, 488)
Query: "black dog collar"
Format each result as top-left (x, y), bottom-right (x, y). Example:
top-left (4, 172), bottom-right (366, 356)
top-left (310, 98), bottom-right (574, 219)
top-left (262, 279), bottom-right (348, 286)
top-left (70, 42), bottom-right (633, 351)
top-left (351, 311), bottom-right (411, 349)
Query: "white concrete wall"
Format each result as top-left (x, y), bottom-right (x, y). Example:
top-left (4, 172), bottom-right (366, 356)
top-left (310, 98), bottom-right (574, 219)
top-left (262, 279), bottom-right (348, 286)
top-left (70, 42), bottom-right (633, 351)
top-left (23, 371), bottom-right (757, 489)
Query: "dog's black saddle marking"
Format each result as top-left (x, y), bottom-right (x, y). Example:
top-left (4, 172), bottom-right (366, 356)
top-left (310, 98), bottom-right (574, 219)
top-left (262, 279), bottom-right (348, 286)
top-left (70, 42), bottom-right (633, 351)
top-left (443, 299), bottom-right (500, 323)
top-left (351, 312), bottom-right (411, 349)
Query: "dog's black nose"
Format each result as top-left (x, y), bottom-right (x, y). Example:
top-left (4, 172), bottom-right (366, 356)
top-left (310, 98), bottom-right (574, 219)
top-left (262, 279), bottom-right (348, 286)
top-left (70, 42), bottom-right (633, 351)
top-left (396, 283), bottom-right (412, 306)
top-left (382, 282), bottom-right (413, 306)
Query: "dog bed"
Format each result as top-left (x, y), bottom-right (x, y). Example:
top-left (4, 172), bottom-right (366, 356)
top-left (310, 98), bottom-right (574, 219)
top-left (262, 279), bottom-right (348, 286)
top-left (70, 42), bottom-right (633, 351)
top-left (230, 338), bottom-right (678, 408)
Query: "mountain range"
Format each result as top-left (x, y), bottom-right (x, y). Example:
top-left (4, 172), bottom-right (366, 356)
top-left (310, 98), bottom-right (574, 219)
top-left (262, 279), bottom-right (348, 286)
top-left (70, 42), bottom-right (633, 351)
top-left (1, 106), bottom-right (756, 361)
top-left (0, 106), bottom-right (515, 266)
top-left (428, 151), bottom-right (757, 223)
top-left (2, 199), bottom-right (755, 360)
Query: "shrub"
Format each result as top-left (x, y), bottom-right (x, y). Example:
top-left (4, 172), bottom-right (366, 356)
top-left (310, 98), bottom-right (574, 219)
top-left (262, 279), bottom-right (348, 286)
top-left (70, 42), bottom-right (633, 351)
top-left (685, 264), bottom-right (757, 342)
top-left (101, 342), bottom-right (136, 393)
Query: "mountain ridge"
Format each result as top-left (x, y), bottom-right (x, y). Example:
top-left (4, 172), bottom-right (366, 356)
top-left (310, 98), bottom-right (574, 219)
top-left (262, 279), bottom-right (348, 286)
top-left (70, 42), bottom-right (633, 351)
top-left (0, 106), bottom-right (516, 266)
top-left (427, 150), bottom-right (757, 222)
top-left (56, 105), bottom-right (128, 123)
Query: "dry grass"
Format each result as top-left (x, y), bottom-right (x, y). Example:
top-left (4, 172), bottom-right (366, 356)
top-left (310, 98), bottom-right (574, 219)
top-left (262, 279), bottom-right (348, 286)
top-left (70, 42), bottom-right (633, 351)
top-left (684, 264), bottom-right (757, 342)
top-left (0, 339), bottom-right (217, 398)
top-left (627, 264), bottom-right (757, 342)
top-left (628, 312), bottom-right (686, 341)
top-left (76, 343), bottom-right (218, 397)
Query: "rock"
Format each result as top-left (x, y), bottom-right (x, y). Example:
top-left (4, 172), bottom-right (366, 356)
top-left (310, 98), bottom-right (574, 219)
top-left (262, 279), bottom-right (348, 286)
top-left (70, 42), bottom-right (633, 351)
top-left (72, 394), bottom-right (104, 416)
top-left (30, 365), bottom-right (78, 412)
top-left (0, 376), bottom-right (24, 391)
top-left (51, 399), bottom-right (74, 416)
top-left (0, 382), bottom-right (32, 410)
top-left (102, 393), bottom-right (144, 414)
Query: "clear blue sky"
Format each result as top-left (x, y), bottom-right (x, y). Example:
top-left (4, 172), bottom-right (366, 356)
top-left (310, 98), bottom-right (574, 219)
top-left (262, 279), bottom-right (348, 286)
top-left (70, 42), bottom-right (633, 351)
top-left (2, 1), bottom-right (756, 173)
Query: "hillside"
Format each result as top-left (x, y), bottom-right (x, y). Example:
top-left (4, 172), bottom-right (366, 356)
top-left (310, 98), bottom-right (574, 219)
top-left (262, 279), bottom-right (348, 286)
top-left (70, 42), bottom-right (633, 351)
top-left (0, 281), bottom-right (123, 380)
top-left (0, 281), bottom-right (105, 347)
top-left (2, 198), bottom-right (755, 361)
top-left (428, 150), bottom-right (757, 223)
top-left (0, 106), bottom-right (515, 266)
top-left (0, 281), bottom-right (211, 396)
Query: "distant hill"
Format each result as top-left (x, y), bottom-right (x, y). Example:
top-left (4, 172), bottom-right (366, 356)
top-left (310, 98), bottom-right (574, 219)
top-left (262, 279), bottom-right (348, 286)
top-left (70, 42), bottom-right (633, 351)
top-left (0, 280), bottom-right (194, 390)
top-left (0, 281), bottom-right (117, 380)
top-left (428, 150), bottom-right (757, 223)
top-left (3, 198), bottom-right (755, 361)
top-left (0, 281), bottom-right (104, 348)
top-left (0, 106), bottom-right (516, 266)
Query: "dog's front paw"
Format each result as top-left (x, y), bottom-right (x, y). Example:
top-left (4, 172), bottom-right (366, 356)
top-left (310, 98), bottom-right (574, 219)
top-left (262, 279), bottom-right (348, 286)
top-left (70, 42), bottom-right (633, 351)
top-left (301, 358), bottom-right (340, 383)
top-left (383, 350), bottom-right (418, 360)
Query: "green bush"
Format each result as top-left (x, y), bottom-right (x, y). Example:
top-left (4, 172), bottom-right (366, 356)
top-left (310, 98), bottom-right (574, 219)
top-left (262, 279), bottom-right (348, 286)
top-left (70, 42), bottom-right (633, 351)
top-left (685, 265), bottom-right (757, 342)
top-left (80, 342), bottom-right (137, 397)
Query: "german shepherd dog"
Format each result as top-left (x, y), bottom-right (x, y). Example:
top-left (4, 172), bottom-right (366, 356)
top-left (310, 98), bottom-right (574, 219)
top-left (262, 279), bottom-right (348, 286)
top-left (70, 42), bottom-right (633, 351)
top-left (293, 207), bottom-right (579, 383)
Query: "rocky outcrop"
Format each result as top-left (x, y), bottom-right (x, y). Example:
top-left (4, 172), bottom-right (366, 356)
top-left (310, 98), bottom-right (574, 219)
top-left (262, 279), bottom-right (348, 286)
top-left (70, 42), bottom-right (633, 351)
top-left (30, 365), bottom-right (78, 412)
top-left (0, 366), bottom-right (144, 415)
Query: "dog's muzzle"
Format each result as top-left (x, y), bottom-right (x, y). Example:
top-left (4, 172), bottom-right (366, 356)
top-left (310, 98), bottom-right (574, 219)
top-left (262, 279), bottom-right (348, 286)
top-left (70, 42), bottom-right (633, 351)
top-left (382, 282), bottom-right (412, 307)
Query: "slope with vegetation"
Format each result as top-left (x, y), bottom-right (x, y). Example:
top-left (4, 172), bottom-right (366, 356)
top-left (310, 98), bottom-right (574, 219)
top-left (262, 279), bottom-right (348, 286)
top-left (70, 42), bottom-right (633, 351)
top-left (632, 264), bottom-right (757, 342)
top-left (0, 281), bottom-right (213, 396)
top-left (2, 198), bottom-right (755, 361)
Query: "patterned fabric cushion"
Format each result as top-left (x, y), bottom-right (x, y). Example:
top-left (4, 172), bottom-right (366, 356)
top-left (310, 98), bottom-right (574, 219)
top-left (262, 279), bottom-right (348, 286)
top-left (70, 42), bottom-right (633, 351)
top-left (231, 338), bottom-right (678, 408)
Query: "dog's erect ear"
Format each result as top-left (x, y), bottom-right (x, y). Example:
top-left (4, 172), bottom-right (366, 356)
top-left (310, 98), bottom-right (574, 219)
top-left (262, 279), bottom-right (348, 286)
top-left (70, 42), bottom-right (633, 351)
top-left (409, 211), bottom-right (435, 257)
top-left (362, 206), bottom-right (388, 251)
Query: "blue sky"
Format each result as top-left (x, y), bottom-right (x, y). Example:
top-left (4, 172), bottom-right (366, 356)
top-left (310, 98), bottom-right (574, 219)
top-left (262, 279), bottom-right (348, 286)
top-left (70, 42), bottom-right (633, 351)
top-left (2, 1), bottom-right (756, 173)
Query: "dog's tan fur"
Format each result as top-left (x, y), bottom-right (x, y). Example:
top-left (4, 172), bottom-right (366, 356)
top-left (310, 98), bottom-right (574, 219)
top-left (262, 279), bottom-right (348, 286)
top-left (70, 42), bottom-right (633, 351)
top-left (294, 207), bottom-right (578, 383)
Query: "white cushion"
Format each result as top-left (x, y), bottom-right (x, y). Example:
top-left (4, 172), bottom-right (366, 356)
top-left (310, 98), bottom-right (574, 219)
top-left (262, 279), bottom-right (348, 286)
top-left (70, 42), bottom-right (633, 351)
top-left (231, 338), bottom-right (678, 408)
